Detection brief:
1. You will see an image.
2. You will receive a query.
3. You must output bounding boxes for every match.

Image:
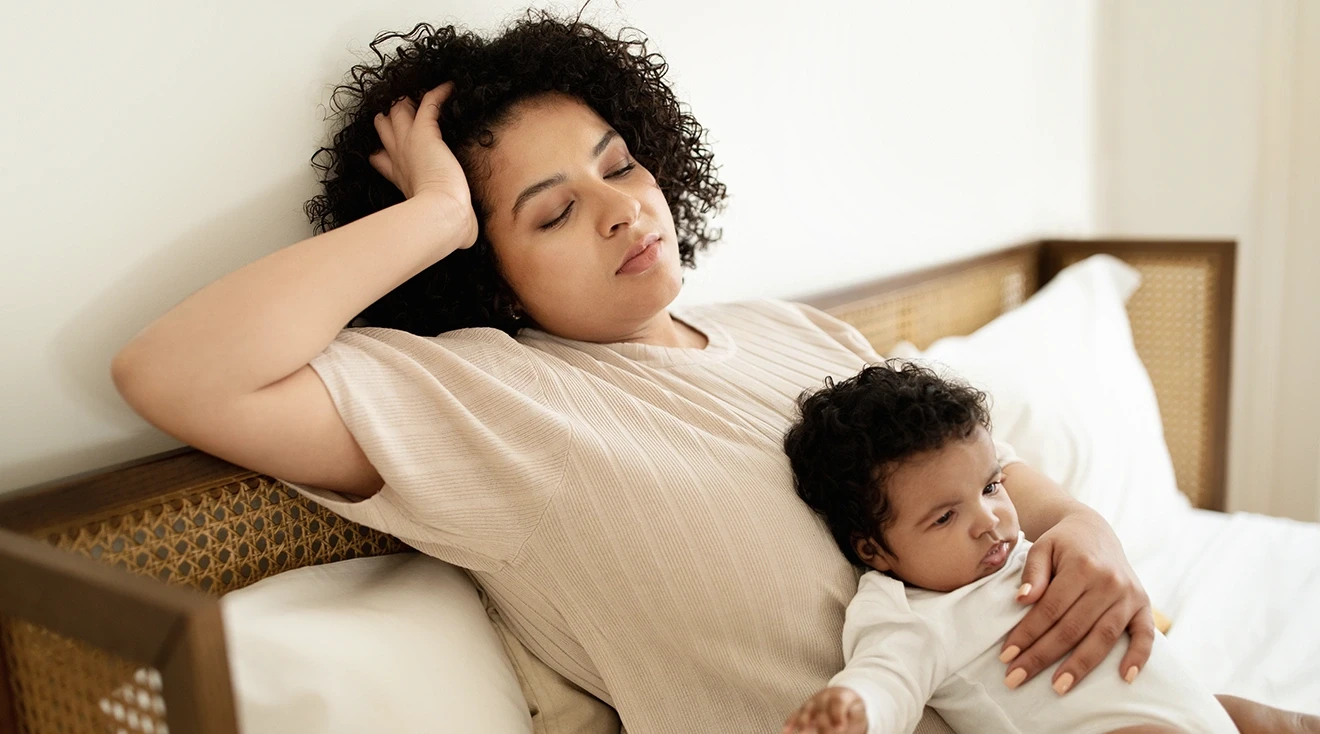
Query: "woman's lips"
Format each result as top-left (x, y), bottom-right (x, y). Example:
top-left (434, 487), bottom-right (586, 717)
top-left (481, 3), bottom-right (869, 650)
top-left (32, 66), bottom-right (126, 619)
top-left (617, 234), bottom-right (661, 275)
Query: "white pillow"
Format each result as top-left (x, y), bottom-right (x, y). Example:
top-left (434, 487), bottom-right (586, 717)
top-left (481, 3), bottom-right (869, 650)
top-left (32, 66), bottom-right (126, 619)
top-left (890, 254), bottom-right (1190, 568)
top-left (222, 553), bottom-right (532, 734)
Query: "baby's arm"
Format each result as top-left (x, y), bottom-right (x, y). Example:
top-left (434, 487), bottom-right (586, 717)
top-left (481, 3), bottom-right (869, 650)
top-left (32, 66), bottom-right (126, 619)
top-left (794, 592), bottom-right (947, 734)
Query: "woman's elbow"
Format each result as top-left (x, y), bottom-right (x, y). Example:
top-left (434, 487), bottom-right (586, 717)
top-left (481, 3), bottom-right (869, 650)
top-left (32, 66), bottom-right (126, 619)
top-left (110, 344), bottom-right (191, 427)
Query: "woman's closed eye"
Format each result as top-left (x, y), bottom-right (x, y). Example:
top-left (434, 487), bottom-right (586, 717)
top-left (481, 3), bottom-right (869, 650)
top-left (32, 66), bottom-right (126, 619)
top-left (538, 201), bottom-right (575, 231)
top-left (537, 161), bottom-right (637, 231)
top-left (540, 202), bottom-right (574, 231)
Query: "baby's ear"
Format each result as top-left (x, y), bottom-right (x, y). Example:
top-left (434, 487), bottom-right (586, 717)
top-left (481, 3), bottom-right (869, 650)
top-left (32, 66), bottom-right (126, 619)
top-left (853, 537), bottom-right (890, 571)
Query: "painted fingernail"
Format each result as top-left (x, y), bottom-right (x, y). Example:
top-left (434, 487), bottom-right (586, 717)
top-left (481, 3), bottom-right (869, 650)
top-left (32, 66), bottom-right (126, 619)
top-left (1004, 668), bottom-right (1027, 689)
top-left (1053, 673), bottom-right (1074, 695)
top-left (1016, 583), bottom-right (1032, 599)
top-left (999, 645), bottom-right (1020, 664)
top-left (1125, 666), bottom-right (1139, 683)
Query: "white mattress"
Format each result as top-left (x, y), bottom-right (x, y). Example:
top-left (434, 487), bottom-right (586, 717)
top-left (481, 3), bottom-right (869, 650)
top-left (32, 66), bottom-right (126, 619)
top-left (1132, 508), bottom-right (1320, 714)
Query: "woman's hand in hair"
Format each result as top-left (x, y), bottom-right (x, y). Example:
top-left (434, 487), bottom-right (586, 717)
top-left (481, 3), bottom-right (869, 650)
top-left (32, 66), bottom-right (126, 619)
top-left (370, 81), bottom-right (477, 248)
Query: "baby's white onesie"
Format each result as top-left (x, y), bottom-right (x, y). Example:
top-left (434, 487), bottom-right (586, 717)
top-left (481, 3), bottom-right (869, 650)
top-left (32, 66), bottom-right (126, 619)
top-left (831, 535), bottom-right (1237, 734)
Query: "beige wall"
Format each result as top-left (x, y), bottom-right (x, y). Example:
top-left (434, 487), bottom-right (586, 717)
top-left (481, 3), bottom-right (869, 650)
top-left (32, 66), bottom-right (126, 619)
top-left (1094, 0), bottom-right (1320, 520)
top-left (0, 1), bottom-right (1097, 493)
top-left (1274, 3), bottom-right (1320, 520)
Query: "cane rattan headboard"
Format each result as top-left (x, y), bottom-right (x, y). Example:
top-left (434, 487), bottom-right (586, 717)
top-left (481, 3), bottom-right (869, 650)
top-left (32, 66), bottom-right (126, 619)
top-left (811, 240), bottom-right (1233, 512)
top-left (0, 239), bottom-right (1234, 734)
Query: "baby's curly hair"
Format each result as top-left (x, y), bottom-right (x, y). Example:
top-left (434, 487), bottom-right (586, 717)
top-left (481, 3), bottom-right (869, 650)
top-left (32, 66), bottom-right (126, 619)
top-left (783, 361), bottom-right (992, 568)
top-left (305, 9), bottom-right (727, 335)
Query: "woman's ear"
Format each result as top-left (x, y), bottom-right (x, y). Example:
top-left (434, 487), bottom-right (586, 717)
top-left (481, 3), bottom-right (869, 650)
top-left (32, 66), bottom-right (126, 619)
top-left (853, 537), bottom-right (890, 572)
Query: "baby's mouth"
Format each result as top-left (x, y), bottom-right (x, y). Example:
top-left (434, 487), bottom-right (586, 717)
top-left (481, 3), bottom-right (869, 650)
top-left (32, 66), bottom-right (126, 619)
top-left (981, 540), bottom-right (1011, 568)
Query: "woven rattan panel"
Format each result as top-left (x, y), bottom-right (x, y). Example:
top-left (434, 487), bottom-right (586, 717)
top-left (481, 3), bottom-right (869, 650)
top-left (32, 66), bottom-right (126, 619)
top-left (1054, 252), bottom-right (1222, 510)
top-left (825, 248), bottom-right (1222, 511)
top-left (4, 474), bottom-right (405, 733)
top-left (34, 475), bottom-right (405, 596)
top-left (824, 249), bottom-right (1038, 355)
top-left (2, 619), bottom-right (167, 733)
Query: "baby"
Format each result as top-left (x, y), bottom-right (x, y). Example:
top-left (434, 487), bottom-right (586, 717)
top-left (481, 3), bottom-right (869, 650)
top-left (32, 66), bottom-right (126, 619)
top-left (780, 361), bottom-right (1237, 734)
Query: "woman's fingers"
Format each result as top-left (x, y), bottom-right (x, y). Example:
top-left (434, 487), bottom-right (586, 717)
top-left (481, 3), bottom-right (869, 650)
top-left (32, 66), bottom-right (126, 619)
top-left (1001, 508), bottom-right (1156, 693)
top-left (375, 96), bottom-right (415, 150)
top-left (369, 83), bottom-right (462, 200)
top-left (386, 96), bottom-right (418, 151)
top-left (1216, 694), bottom-right (1320, 734)
top-left (1001, 565), bottom-right (1083, 662)
top-left (367, 149), bottom-right (395, 182)
top-left (1015, 537), bottom-right (1054, 604)
top-left (1001, 571), bottom-right (1086, 683)
top-left (1044, 601), bottom-right (1131, 692)
top-left (389, 94), bottom-right (418, 122)
top-left (373, 112), bottom-right (395, 151)
top-left (418, 81), bottom-right (454, 126)
top-left (1119, 605), bottom-right (1156, 683)
top-left (1007, 589), bottom-right (1114, 690)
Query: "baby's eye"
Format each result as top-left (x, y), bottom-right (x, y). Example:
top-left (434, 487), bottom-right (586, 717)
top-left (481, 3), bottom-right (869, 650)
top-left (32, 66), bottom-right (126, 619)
top-left (933, 511), bottom-right (954, 526)
top-left (983, 482), bottom-right (1002, 496)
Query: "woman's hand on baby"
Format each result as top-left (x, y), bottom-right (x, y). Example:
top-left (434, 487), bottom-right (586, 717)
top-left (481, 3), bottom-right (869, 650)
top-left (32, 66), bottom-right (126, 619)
top-left (999, 507), bottom-right (1155, 695)
top-left (781, 686), bottom-right (868, 734)
top-left (369, 81), bottom-right (478, 248)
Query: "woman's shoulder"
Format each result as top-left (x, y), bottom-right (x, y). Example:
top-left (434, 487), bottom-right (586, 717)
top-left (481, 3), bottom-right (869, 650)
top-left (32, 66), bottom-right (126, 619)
top-left (335, 325), bottom-right (526, 362)
top-left (344, 324), bottom-right (518, 346)
top-left (317, 325), bottom-right (544, 398)
top-left (683, 299), bottom-right (879, 360)
top-left (680, 298), bottom-right (829, 330)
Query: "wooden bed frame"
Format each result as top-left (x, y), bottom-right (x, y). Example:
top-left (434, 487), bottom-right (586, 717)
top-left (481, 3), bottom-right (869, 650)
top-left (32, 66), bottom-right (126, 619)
top-left (0, 238), bottom-right (1235, 734)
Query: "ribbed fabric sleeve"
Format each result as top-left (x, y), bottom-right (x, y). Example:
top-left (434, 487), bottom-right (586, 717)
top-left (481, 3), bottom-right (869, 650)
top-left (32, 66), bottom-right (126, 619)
top-left (285, 327), bottom-right (571, 572)
top-left (278, 299), bottom-right (1021, 733)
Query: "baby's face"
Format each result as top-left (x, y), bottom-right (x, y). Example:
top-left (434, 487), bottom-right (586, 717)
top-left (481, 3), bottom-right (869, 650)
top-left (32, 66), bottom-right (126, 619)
top-left (858, 426), bottom-right (1020, 591)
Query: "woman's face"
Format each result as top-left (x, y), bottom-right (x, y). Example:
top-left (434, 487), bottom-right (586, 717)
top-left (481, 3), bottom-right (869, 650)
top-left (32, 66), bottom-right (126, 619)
top-left (479, 93), bottom-right (683, 343)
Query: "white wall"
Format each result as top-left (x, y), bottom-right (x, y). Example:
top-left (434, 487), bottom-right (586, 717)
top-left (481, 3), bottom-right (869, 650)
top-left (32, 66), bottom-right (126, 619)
top-left (0, 0), bottom-right (1097, 493)
top-left (1094, 0), bottom-right (1320, 521)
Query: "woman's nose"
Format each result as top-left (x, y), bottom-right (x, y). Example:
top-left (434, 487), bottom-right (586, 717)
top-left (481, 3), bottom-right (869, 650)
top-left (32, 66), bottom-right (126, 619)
top-left (597, 183), bottom-right (641, 237)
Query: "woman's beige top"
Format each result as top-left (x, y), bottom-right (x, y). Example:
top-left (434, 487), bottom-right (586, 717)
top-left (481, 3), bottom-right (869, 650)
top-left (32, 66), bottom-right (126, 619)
top-left (281, 299), bottom-right (1020, 734)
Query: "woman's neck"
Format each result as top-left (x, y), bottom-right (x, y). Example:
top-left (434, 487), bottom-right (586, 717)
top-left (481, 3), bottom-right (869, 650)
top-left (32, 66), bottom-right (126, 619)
top-left (619, 311), bottom-right (708, 349)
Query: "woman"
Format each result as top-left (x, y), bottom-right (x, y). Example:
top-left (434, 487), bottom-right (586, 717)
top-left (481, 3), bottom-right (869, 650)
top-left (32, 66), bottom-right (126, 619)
top-left (110, 12), bottom-right (1315, 734)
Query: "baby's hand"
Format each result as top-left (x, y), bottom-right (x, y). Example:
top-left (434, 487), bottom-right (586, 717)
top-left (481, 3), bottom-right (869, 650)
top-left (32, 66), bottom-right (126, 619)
top-left (781, 686), bottom-right (867, 734)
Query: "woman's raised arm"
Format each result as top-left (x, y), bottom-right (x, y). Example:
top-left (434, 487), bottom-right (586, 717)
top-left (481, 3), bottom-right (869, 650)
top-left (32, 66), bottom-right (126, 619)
top-left (111, 84), bottom-right (474, 497)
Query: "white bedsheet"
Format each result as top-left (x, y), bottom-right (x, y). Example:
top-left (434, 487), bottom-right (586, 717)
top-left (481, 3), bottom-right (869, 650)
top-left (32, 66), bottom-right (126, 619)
top-left (1132, 508), bottom-right (1320, 714)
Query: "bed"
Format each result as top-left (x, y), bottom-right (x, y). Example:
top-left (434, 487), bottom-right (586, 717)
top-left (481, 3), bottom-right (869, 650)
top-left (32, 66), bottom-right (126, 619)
top-left (1138, 507), bottom-right (1320, 712)
top-left (1, 238), bottom-right (1315, 733)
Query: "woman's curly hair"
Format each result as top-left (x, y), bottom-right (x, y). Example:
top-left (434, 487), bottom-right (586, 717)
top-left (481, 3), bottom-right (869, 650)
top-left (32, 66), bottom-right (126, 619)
top-left (782, 361), bottom-right (992, 568)
top-left (304, 9), bottom-right (727, 335)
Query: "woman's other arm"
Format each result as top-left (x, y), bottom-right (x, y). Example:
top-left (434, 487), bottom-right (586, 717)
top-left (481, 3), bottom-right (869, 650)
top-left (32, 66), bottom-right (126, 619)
top-left (998, 463), bottom-right (1156, 697)
top-left (1002, 462), bottom-right (1084, 542)
top-left (112, 84), bottom-right (473, 498)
